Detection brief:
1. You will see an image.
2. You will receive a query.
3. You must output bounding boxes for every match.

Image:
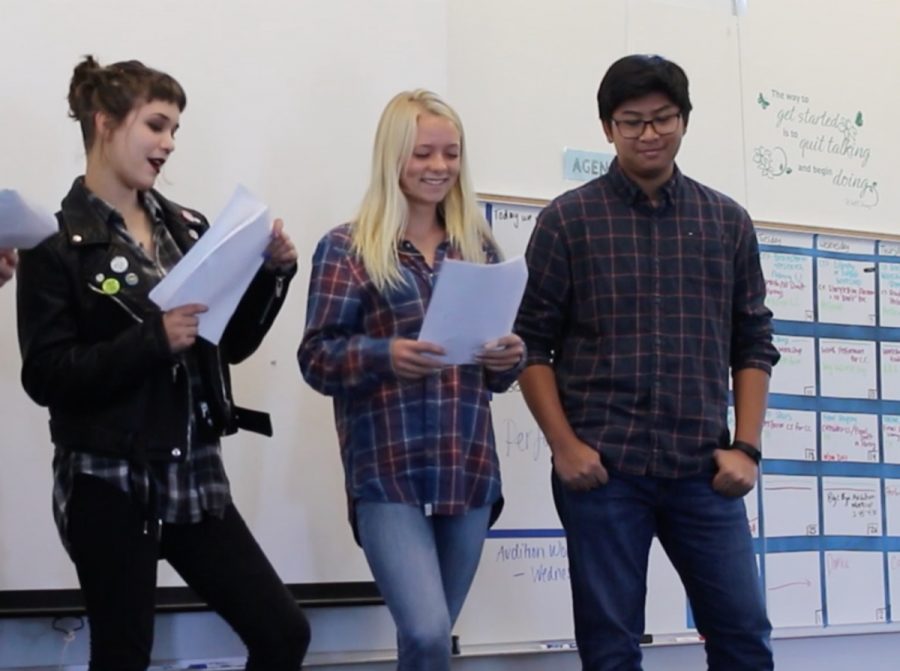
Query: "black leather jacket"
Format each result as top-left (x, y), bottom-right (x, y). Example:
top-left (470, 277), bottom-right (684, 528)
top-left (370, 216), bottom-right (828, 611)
top-left (16, 179), bottom-right (294, 462)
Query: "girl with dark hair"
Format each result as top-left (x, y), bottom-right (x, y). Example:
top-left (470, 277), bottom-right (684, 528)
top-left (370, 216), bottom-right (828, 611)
top-left (16, 56), bottom-right (309, 671)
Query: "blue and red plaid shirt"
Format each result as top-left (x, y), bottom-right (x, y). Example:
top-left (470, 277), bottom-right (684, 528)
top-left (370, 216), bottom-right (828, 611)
top-left (298, 224), bottom-right (521, 524)
top-left (515, 159), bottom-right (779, 478)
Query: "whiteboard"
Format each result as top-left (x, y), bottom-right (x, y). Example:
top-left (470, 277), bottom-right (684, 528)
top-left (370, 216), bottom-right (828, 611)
top-left (454, 194), bottom-right (900, 646)
top-left (443, 0), bottom-right (900, 640)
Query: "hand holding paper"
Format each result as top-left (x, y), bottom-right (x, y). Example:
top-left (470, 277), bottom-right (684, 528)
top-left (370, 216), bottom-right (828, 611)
top-left (263, 219), bottom-right (298, 272)
top-left (149, 185), bottom-right (274, 345)
top-left (163, 303), bottom-right (209, 353)
top-left (418, 256), bottom-right (528, 365)
top-left (475, 333), bottom-right (525, 371)
top-left (0, 189), bottom-right (58, 249)
top-left (391, 338), bottom-right (446, 379)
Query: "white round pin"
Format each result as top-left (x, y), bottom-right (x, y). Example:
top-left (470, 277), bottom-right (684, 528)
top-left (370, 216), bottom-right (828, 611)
top-left (110, 256), bottom-right (129, 273)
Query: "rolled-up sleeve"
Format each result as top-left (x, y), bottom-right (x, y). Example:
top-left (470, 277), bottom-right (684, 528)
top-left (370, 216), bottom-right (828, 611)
top-left (731, 216), bottom-right (780, 374)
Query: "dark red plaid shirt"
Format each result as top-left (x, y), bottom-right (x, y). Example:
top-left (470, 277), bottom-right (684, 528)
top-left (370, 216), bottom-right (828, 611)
top-left (515, 159), bottom-right (779, 478)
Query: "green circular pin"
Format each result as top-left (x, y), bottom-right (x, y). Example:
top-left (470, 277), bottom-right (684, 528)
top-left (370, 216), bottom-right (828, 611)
top-left (101, 278), bottom-right (121, 295)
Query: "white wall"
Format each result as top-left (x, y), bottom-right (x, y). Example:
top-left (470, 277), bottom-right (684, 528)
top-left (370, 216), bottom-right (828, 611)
top-left (449, 0), bottom-right (900, 234)
top-left (448, 0), bottom-right (746, 202)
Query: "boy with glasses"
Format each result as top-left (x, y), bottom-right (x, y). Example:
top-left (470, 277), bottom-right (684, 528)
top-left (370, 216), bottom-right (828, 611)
top-left (515, 54), bottom-right (778, 671)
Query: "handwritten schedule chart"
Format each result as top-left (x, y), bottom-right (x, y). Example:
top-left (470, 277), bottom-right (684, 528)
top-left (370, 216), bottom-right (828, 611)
top-left (817, 258), bottom-right (876, 326)
top-left (770, 335), bottom-right (816, 396)
top-left (822, 477), bottom-right (881, 536)
top-left (762, 408), bottom-right (817, 460)
top-left (818, 339), bottom-right (877, 399)
top-left (824, 552), bottom-right (886, 626)
top-left (820, 412), bottom-right (879, 463)
top-left (878, 260), bottom-right (900, 327)
top-left (759, 226), bottom-right (900, 630)
top-left (761, 475), bottom-right (819, 538)
top-left (761, 250), bottom-right (814, 322)
top-left (765, 552), bottom-right (822, 628)
top-left (882, 416), bottom-right (900, 464)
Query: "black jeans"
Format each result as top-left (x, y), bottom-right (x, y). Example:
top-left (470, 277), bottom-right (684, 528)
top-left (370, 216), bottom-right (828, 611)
top-left (67, 474), bottom-right (310, 671)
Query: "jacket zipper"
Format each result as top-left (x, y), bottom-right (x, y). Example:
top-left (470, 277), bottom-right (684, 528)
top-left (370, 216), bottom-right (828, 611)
top-left (184, 360), bottom-right (193, 452)
top-left (89, 283), bottom-right (192, 452)
top-left (258, 275), bottom-right (285, 325)
top-left (215, 348), bottom-right (231, 420)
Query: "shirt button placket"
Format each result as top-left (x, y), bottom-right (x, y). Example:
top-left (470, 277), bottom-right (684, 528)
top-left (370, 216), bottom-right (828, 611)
top-left (650, 221), bottom-right (663, 468)
top-left (423, 374), bottom-right (440, 510)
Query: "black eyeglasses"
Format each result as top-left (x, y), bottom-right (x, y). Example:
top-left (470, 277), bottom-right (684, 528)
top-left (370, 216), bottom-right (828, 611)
top-left (611, 112), bottom-right (682, 139)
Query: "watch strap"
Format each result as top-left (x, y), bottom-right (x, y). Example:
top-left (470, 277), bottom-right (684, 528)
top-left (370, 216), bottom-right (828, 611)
top-left (729, 440), bottom-right (762, 464)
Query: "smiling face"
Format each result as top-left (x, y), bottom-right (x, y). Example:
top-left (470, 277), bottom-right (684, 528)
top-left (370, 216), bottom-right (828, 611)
top-left (96, 99), bottom-right (181, 192)
top-left (602, 91), bottom-right (685, 189)
top-left (399, 112), bottom-right (461, 210)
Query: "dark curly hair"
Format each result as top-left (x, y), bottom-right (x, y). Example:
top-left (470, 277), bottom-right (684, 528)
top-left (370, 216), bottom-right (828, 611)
top-left (67, 55), bottom-right (186, 149)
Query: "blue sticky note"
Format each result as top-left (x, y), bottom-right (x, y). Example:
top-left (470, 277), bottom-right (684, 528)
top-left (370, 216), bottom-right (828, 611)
top-left (563, 149), bottom-right (615, 182)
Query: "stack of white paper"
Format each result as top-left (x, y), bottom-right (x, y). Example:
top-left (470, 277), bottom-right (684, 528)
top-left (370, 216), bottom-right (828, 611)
top-left (149, 185), bottom-right (272, 345)
top-left (418, 256), bottom-right (528, 365)
top-left (0, 189), bottom-right (58, 248)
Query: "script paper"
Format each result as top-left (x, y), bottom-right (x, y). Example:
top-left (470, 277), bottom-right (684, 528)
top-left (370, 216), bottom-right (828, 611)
top-left (149, 185), bottom-right (271, 345)
top-left (0, 189), bottom-right (58, 248)
top-left (418, 256), bottom-right (528, 365)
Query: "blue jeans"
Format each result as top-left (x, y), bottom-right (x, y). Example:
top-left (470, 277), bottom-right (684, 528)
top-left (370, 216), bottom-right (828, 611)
top-left (356, 501), bottom-right (491, 671)
top-left (553, 470), bottom-right (773, 671)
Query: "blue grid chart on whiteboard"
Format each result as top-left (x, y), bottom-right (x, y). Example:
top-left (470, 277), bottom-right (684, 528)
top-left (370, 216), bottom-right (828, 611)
top-left (468, 196), bottom-right (900, 644)
top-left (755, 227), bottom-right (900, 631)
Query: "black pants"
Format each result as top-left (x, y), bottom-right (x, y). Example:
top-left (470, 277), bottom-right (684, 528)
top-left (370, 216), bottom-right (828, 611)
top-left (67, 474), bottom-right (310, 671)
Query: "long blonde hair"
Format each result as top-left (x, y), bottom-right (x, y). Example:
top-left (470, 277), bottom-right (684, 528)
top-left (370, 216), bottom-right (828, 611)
top-left (351, 89), bottom-right (497, 291)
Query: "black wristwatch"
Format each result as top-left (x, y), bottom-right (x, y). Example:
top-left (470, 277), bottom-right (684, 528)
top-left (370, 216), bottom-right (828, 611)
top-left (729, 440), bottom-right (762, 464)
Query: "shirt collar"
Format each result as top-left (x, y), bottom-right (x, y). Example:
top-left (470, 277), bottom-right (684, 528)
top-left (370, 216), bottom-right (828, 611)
top-left (606, 157), bottom-right (683, 209)
top-left (74, 176), bottom-right (165, 228)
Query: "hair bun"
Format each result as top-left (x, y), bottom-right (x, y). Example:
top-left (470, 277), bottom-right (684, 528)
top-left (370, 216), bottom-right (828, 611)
top-left (67, 55), bottom-right (103, 121)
